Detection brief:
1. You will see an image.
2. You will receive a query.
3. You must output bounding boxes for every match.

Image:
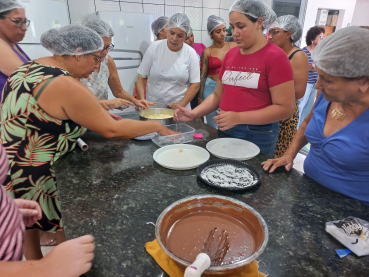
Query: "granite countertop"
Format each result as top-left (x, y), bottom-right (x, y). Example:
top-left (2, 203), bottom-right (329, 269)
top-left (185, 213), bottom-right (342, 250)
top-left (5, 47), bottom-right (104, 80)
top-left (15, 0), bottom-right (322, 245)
top-left (55, 112), bottom-right (369, 277)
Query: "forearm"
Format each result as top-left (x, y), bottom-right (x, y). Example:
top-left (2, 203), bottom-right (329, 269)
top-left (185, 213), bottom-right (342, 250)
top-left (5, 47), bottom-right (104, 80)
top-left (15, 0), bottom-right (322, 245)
top-left (178, 83), bottom-right (200, 107)
top-left (237, 104), bottom-right (294, 125)
top-left (192, 92), bottom-right (222, 119)
top-left (136, 75), bottom-right (146, 100)
top-left (0, 261), bottom-right (47, 277)
top-left (113, 89), bottom-right (136, 102)
top-left (107, 119), bottom-right (163, 139)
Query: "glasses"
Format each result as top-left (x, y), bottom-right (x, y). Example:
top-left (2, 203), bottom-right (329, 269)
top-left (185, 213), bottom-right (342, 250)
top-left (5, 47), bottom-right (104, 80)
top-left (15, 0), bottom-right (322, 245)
top-left (102, 43), bottom-right (114, 52)
top-left (5, 17), bottom-right (30, 28)
top-left (319, 36), bottom-right (324, 39)
top-left (268, 29), bottom-right (280, 36)
top-left (90, 53), bottom-right (102, 65)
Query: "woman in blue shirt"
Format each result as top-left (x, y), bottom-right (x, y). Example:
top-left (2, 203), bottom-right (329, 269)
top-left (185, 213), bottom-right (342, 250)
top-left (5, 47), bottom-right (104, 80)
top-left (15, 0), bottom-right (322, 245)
top-left (262, 26), bottom-right (369, 206)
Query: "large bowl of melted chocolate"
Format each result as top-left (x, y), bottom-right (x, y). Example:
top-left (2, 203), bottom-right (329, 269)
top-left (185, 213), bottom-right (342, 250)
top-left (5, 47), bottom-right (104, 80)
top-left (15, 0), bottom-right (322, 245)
top-left (155, 195), bottom-right (268, 276)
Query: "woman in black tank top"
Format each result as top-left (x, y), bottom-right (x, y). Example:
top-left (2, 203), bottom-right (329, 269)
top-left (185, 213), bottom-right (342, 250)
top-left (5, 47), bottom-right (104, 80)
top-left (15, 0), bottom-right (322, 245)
top-left (268, 15), bottom-right (310, 157)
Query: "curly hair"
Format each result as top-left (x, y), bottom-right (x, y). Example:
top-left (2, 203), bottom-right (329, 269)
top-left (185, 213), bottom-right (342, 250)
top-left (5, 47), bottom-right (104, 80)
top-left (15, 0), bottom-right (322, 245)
top-left (305, 26), bottom-right (325, 46)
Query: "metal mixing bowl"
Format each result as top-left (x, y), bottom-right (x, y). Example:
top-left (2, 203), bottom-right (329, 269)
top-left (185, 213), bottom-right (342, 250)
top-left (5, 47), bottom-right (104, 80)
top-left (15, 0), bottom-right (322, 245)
top-left (139, 108), bottom-right (175, 125)
top-left (155, 195), bottom-right (268, 276)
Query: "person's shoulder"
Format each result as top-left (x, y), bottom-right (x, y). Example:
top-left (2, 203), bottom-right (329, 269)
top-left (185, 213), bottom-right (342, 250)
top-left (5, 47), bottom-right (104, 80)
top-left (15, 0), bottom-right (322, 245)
top-left (226, 46), bottom-right (239, 57)
top-left (264, 41), bottom-right (286, 56)
top-left (150, 39), bottom-right (165, 51)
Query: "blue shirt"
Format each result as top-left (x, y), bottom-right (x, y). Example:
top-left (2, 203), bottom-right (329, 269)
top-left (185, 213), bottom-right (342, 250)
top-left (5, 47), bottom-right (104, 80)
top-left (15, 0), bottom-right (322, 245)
top-left (304, 93), bottom-right (369, 205)
top-left (302, 47), bottom-right (318, 84)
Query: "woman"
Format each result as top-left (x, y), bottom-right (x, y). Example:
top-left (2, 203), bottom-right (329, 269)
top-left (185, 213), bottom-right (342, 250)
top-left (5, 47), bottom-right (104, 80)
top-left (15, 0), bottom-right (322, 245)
top-left (152, 16), bottom-right (169, 41)
top-left (198, 15), bottom-right (237, 128)
top-left (184, 27), bottom-right (206, 60)
top-left (297, 26), bottom-right (325, 129)
top-left (0, 25), bottom-right (173, 260)
top-left (175, 0), bottom-right (295, 157)
top-left (0, 144), bottom-right (95, 276)
top-left (268, 15), bottom-right (309, 157)
top-left (0, 0), bottom-right (30, 100)
top-left (262, 26), bottom-right (369, 205)
top-left (132, 16), bottom-right (169, 108)
top-left (80, 19), bottom-right (152, 110)
top-left (136, 13), bottom-right (200, 109)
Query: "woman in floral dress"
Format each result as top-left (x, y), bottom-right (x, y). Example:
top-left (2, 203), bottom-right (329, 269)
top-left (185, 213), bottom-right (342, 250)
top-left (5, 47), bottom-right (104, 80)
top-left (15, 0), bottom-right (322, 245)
top-left (0, 25), bottom-right (174, 260)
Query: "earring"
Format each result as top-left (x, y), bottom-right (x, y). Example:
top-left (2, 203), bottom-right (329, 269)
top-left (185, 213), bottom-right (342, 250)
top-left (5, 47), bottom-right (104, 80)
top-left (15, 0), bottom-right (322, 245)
top-left (78, 57), bottom-right (80, 61)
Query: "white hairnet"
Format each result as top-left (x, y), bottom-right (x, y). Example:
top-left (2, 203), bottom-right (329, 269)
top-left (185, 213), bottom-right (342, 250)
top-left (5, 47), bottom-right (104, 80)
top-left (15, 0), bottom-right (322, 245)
top-left (188, 26), bottom-right (193, 35)
top-left (82, 18), bottom-right (114, 38)
top-left (168, 13), bottom-right (191, 35)
top-left (41, 25), bottom-right (104, 56)
top-left (207, 15), bottom-right (226, 35)
top-left (312, 26), bottom-right (369, 78)
top-left (151, 16), bottom-right (169, 36)
top-left (0, 0), bottom-right (24, 14)
top-left (229, 0), bottom-right (277, 29)
top-left (270, 15), bottom-right (302, 43)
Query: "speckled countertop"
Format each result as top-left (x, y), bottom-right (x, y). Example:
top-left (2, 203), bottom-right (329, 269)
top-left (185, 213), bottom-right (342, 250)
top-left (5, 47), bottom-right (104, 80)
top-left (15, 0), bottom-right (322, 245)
top-left (55, 112), bottom-right (369, 277)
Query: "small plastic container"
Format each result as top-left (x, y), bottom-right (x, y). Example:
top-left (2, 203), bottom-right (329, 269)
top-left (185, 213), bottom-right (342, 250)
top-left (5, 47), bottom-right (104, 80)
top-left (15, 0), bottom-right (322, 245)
top-left (151, 123), bottom-right (195, 147)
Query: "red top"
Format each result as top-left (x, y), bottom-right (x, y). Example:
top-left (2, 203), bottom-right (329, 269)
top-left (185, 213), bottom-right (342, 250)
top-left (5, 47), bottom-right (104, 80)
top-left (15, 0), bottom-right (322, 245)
top-left (219, 41), bottom-right (293, 113)
top-left (208, 56), bottom-right (223, 75)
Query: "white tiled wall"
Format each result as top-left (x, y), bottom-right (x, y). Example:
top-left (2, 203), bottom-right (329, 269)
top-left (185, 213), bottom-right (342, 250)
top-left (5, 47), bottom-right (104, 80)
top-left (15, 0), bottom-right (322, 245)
top-left (66, 0), bottom-right (271, 46)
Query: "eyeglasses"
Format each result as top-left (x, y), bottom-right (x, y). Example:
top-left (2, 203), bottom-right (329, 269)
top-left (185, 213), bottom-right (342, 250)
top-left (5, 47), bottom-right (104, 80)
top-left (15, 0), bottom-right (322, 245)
top-left (102, 43), bottom-right (114, 52)
top-left (319, 36), bottom-right (324, 39)
top-left (5, 17), bottom-right (30, 28)
top-left (90, 53), bottom-right (102, 64)
top-left (268, 29), bottom-right (280, 36)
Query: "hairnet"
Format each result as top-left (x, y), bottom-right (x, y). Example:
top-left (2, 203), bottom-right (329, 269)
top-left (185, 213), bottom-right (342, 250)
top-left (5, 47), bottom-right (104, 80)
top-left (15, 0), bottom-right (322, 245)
top-left (82, 18), bottom-right (114, 38)
top-left (0, 0), bottom-right (24, 14)
top-left (229, 0), bottom-right (277, 29)
top-left (151, 16), bottom-right (169, 36)
top-left (188, 26), bottom-right (193, 35)
top-left (312, 26), bottom-right (369, 78)
top-left (207, 15), bottom-right (226, 35)
top-left (41, 25), bottom-right (104, 56)
top-left (168, 13), bottom-right (191, 35)
top-left (270, 15), bottom-right (302, 43)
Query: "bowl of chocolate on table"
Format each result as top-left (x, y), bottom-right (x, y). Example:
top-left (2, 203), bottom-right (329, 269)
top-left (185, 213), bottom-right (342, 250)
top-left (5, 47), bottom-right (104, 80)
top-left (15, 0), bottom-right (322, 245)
top-left (155, 195), bottom-right (268, 276)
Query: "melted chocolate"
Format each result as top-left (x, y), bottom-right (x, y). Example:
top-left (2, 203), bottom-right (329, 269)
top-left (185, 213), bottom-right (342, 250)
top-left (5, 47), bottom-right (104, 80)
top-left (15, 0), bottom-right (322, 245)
top-left (166, 211), bottom-right (255, 264)
top-left (159, 197), bottom-right (264, 268)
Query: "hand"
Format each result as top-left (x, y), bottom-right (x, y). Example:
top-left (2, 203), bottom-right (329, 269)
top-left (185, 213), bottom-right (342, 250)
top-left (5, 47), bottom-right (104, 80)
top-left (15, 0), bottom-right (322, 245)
top-left (133, 99), bottom-right (156, 109)
top-left (174, 105), bottom-right (195, 122)
top-left (167, 103), bottom-right (179, 110)
top-left (108, 112), bottom-right (122, 121)
top-left (13, 199), bottom-right (42, 227)
top-left (261, 154), bottom-right (295, 173)
top-left (100, 99), bottom-right (134, 110)
top-left (42, 235), bottom-right (95, 277)
top-left (213, 110), bottom-right (240, 130)
top-left (156, 125), bottom-right (179, 136)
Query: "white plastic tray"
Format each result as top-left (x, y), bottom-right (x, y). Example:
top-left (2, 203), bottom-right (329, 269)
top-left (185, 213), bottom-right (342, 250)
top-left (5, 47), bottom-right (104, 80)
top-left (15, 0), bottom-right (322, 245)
top-left (206, 138), bottom-right (260, 161)
top-left (153, 144), bottom-right (210, 170)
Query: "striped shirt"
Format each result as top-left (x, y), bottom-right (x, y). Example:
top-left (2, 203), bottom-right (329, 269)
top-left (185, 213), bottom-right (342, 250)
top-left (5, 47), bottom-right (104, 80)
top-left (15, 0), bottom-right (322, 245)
top-left (0, 145), bottom-right (24, 261)
top-left (302, 47), bottom-right (319, 84)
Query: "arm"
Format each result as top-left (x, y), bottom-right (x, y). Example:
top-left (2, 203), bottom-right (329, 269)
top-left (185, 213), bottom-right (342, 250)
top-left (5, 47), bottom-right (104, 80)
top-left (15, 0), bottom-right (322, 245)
top-left (198, 49), bottom-right (209, 101)
top-left (136, 44), bottom-right (154, 101)
top-left (34, 77), bottom-right (173, 139)
top-left (290, 51), bottom-right (309, 100)
top-left (136, 74), bottom-right (146, 101)
top-left (176, 82), bottom-right (200, 108)
top-left (261, 91), bottom-right (322, 173)
top-left (0, 40), bottom-right (25, 76)
top-left (0, 261), bottom-right (47, 277)
top-left (107, 56), bottom-right (136, 102)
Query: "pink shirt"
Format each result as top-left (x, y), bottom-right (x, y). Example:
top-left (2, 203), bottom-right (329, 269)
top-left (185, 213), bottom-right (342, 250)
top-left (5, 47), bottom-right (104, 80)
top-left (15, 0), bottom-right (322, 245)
top-left (0, 145), bottom-right (24, 261)
top-left (193, 43), bottom-right (206, 58)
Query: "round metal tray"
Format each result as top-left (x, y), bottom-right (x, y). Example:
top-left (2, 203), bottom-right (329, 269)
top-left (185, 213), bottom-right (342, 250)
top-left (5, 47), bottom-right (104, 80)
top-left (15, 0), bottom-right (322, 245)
top-left (197, 159), bottom-right (261, 191)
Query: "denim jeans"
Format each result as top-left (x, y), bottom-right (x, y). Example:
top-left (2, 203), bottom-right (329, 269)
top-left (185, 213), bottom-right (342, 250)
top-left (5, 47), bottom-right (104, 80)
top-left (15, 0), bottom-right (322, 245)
top-left (297, 82), bottom-right (317, 129)
top-left (203, 78), bottom-right (218, 129)
top-left (223, 122), bottom-right (280, 157)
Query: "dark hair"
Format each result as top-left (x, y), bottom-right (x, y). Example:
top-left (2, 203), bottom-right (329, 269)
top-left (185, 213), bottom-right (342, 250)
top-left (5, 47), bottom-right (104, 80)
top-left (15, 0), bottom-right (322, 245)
top-left (305, 26), bottom-right (325, 46)
top-left (0, 10), bottom-right (13, 19)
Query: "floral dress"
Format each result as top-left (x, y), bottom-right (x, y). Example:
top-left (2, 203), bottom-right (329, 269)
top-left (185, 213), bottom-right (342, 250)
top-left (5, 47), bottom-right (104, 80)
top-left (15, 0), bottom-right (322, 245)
top-left (0, 61), bottom-right (87, 232)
